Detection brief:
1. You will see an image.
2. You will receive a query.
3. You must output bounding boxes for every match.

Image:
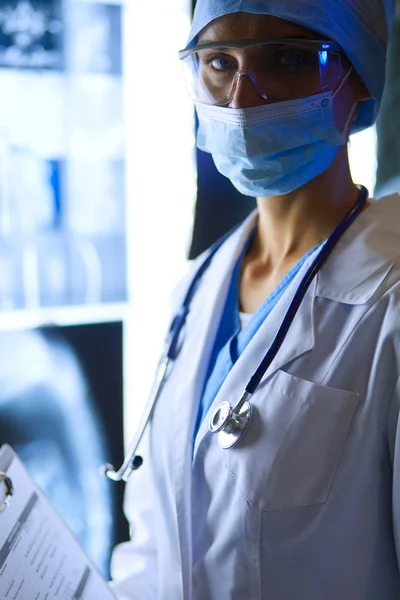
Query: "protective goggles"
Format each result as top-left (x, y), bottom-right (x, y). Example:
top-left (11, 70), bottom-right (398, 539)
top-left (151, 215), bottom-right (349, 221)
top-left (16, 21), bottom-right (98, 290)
top-left (178, 38), bottom-right (346, 106)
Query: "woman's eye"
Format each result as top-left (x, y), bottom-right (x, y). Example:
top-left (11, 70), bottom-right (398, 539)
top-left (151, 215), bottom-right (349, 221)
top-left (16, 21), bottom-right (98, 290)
top-left (274, 48), bottom-right (316, 71)
top-left (204, 53), bottom-right (238, 71)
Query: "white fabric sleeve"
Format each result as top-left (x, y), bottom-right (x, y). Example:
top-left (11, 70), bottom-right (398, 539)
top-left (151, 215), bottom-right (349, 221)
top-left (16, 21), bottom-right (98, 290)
top-left (390, 376), bottom-right (400, 570)
top-left (109, 263), bottom-right (197, 599)
top-left (109, 429), bottom-right (158, 600)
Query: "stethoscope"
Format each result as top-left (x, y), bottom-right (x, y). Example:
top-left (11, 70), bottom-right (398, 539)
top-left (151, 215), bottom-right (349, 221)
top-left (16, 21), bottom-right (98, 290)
top-left (104, 185), bottom-right (368, 482)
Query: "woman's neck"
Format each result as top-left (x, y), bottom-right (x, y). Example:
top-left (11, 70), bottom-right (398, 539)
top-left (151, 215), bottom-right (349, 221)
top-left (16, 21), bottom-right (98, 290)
top-left (253, 147), bottom-right (363, 269)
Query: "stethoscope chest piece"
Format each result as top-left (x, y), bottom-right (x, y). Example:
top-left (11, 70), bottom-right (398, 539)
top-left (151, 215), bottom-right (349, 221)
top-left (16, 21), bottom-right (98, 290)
top-left (210, 400), bottom-right (253, 449)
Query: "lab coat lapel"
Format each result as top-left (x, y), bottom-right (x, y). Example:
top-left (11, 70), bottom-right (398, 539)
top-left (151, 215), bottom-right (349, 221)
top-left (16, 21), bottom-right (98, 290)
top-left (171, 213), bottom-right (258, 450)
top-left (169, 212), bottom-right (258, 596)
top-left (193, 256), bottom-right (317, 460)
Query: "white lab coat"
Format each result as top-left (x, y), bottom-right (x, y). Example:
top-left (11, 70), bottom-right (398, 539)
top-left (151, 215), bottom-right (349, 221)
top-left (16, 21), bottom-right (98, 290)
top-left (110, 194), bottom-right (400, 600)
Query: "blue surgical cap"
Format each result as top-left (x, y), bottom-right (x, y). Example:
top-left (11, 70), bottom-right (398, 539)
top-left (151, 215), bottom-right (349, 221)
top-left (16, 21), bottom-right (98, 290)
top-left (187, 0), bottom-right (396, 132)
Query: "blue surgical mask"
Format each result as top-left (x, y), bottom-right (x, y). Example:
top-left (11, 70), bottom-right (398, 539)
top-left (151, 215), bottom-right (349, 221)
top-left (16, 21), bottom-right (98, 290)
top-left (195, 73), bottom-right (355, 197)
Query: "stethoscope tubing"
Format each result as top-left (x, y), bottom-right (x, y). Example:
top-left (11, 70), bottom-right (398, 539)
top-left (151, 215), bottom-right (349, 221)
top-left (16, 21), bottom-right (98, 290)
top-left (104, 186), bottom-right (368, 479)
top-left (100, 231), bottom-right (232, 482)
top-left (245, 185), bottom-right (368, 397)
top-left (103, 228), bottom-right (236, 481)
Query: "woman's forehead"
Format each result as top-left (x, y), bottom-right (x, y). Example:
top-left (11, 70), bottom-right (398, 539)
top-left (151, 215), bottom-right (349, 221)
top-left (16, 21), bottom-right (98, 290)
top-left (198, 13), bottom-right (321, 43)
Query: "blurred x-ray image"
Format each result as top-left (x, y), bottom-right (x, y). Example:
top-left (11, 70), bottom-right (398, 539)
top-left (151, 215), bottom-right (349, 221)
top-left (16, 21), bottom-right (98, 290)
top-left (0, 325), bottom-right (126, 577)
top-left (65, 159), bottom-right (125, 234)
top-left (65, 2), bottom-right (122, 74)
top-left (0, 0), bottom-right (63, 69)
top-left (4, 151), bottom-right (61, 232)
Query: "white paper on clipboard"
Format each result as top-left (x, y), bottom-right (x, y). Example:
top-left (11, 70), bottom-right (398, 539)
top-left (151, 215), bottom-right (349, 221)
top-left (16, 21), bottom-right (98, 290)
top-left (0, 444), bottom-right (117, 600)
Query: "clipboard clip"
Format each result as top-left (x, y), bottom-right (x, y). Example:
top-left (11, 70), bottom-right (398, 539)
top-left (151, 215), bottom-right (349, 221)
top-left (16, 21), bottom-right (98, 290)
top-left (0, 471), bottom-right (13, 512)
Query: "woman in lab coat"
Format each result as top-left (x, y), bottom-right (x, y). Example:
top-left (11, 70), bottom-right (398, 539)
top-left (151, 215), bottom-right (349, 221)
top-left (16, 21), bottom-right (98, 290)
top-left (111, 0), bottom-right (400, 598)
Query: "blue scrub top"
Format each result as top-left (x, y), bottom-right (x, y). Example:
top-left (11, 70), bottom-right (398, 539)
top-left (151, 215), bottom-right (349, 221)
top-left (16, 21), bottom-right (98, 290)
top-left (194, 240), bottom-right (324, 440)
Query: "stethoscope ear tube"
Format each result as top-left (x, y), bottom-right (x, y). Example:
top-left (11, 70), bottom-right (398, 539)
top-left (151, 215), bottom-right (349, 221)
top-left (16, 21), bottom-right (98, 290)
top-left (103, 356), bottom-right (170, 482)
top-left (103, 226), bottom-right (240, 482)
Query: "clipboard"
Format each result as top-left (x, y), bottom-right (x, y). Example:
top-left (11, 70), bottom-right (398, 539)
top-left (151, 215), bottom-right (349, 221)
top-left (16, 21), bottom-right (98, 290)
top-left (0, 444), bottom-right (117, 600)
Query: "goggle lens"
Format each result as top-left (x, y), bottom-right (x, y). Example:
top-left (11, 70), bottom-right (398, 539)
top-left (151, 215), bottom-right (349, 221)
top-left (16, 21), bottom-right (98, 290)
top-left (181, 41), bottom-right (344, 106)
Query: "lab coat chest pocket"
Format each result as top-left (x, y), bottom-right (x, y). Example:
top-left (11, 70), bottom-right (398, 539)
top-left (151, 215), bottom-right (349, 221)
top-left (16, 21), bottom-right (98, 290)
top-left (225, 369), bottom-right (360, 512)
